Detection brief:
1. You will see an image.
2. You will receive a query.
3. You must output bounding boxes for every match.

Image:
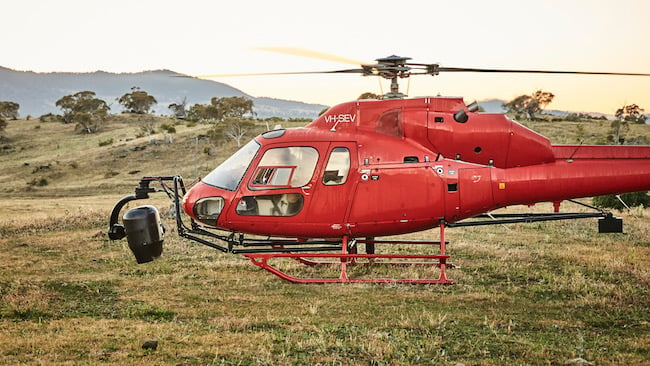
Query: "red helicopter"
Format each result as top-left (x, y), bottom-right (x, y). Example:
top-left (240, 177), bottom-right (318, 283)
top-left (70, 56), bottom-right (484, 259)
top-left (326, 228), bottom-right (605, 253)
top-left (108, 55), bottom-right (650, 284)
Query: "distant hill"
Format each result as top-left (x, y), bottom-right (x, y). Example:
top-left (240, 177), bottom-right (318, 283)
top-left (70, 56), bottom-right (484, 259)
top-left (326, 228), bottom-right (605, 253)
top-left (0, 67), bottom-right (327, 119)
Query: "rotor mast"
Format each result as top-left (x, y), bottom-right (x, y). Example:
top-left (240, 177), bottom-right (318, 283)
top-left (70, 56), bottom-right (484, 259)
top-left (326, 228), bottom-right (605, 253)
top-left (373, 55), bottom-right (412, 99)
top-left (365, 55), bottom-right (441, 99)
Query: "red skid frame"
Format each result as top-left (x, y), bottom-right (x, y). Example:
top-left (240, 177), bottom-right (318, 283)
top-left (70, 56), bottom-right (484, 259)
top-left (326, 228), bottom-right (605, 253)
top-left (243, 224), bottom-right (454, 284)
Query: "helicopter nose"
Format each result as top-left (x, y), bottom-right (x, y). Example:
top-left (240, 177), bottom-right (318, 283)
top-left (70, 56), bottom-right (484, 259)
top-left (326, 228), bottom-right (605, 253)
top-left (183, 182), bottom-right (232, 227)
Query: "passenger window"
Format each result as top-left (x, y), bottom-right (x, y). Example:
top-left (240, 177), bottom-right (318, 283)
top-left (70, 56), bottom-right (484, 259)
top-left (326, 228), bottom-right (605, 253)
top-left (249, 147), bottom-right (318, 189)
top-left (323, 147), bottom-right (351, 185)
top-left (236, 194), bottom-right (304, 216)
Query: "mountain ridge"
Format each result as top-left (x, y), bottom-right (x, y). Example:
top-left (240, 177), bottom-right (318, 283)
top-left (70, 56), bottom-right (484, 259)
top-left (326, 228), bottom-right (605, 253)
top-left (0, 67), bottom-right (327, 119)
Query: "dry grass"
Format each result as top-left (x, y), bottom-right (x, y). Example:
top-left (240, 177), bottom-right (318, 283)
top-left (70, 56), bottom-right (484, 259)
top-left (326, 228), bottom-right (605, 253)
top-left (0, 198), bottom-right (649, 365)
top-left (0, 115), bottom-right (648, 365)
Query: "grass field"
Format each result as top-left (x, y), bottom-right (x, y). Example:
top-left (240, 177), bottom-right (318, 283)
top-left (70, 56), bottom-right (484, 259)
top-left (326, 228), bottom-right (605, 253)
top-left (0, 114), bottom-right (648, 365)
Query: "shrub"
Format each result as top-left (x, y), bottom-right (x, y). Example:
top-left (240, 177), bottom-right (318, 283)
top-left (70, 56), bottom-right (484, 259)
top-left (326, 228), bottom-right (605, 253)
top-left (98, 138), bottom-right (113, 147)
top-left (160, 123), bottom-right (176, 133)
top-left (593, 191), bottom-right (649, 209)
top-left (104, 170), bottom-right (119, 178)
top-left (27, 178), bottom-right (48, 187)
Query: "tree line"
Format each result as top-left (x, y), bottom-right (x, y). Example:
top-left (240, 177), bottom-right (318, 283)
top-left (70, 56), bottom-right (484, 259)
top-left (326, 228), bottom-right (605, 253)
top-left (0, 88), bottom-right (261, 144)
top-left (53, 87), bottom-right (160, 133)
top-left (1, 88), bottom-right (647, 141)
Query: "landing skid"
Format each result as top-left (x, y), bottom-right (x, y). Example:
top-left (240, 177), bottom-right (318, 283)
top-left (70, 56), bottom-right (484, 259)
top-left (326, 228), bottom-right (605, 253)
top-left (243, 229), bottom-right (454, 284)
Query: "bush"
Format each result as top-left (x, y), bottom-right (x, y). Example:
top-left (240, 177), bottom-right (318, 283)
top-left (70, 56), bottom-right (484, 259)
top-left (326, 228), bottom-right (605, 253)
top-left (160, 123), bottom-right (176, 133)
top-left (593, 191), bottom-right (649, 209)
top-left (28, 178), bottom-right (48, 187)
top-left (39, 113), bottom-right (62, 123)
top-left (98, 138), bottom-right (113, 147)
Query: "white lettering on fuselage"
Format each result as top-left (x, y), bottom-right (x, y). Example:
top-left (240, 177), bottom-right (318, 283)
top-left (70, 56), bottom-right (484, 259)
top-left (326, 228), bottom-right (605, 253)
top-left (324, 113), bottom-right (357, 124)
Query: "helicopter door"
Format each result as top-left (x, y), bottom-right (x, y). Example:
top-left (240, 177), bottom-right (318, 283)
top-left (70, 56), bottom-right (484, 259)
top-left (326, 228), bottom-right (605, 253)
top-left (303, 142), bottom-right (358, 233)
top-left (225, 144), bottom-right (325, 234)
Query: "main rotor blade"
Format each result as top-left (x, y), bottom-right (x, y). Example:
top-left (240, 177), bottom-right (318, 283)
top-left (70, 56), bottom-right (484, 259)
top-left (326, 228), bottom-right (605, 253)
top-left (253, 46), bottom-right (368, 66)
top-left (437, 66), bottom-right (650, 77)
top-left (194, 68), bottom-right (366, 78)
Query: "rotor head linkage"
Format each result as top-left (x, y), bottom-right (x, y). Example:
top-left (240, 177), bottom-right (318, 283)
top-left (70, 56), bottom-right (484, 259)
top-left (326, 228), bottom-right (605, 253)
top-left (361, 55), bottom-right (440, 99)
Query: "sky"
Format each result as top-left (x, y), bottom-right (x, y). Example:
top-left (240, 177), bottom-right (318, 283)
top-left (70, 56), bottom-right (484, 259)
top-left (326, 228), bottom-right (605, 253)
top-left (3, 0), bottom-right (650, 114)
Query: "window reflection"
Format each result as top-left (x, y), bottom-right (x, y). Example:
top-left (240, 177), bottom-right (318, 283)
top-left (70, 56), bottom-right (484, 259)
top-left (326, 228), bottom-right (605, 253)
top-left (249, 146), bottom-right (318, 189)
top-left (375, 109), bottom-right (402, 138)
top-left (323, 147), bottom-right (351, 185)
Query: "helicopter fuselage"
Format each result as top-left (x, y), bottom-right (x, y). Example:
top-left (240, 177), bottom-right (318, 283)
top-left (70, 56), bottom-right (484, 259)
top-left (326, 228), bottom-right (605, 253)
top-left (182, 97), bottom-right (650, 238)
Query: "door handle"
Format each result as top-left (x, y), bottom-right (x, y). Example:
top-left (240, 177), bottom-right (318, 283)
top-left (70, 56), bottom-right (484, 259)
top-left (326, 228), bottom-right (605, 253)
top-left (302, 184), bottom-right (312, 195)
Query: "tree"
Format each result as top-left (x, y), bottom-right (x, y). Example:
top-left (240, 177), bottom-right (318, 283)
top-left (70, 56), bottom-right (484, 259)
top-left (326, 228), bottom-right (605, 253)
top-left (609, 119), bottom-right (630, 145)
top-left (358, 92), bottom-right (381, 100)
top-left (0, 101), bottom-right (20, 120)
top-left (207, 118), bottom-right (256, 147)
top-left (0, 101), bottom-right (18, 137)
top-left (55, 91), bottom-right (109, 133)
top-left (504, 90), bottom-right (555, 120)
top-left (187, 104), bottom-right (208, 122)
top-left (168, 97), bottom-right (188, 119)
top-left (615, 104), bottom-right (646, 124)
top-left (118, 87), bottom-right (157, 114)
top-left (187, 96), bottom-right (254, 123)
top-left (211, 96), bottom-right (254, 119)
top-left (504, 95), bottom-right (530, 120)
top-left (223, 117), bottom-right (255, 147)
top-left (609, 104), bottom-right (645, 145)
top-left (187, 103), bottom-right (221, 122)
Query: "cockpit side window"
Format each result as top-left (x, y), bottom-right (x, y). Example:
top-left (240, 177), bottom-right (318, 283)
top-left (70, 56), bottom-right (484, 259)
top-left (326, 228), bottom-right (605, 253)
top-left (249, 146), bottom-right (318, 190)
top-left (322, 147), bottom-right (351, 185)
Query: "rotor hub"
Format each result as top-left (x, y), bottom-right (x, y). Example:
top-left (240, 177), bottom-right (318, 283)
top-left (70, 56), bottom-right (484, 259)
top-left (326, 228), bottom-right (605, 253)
top-left (362, 55), bottom-right (439, 99)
